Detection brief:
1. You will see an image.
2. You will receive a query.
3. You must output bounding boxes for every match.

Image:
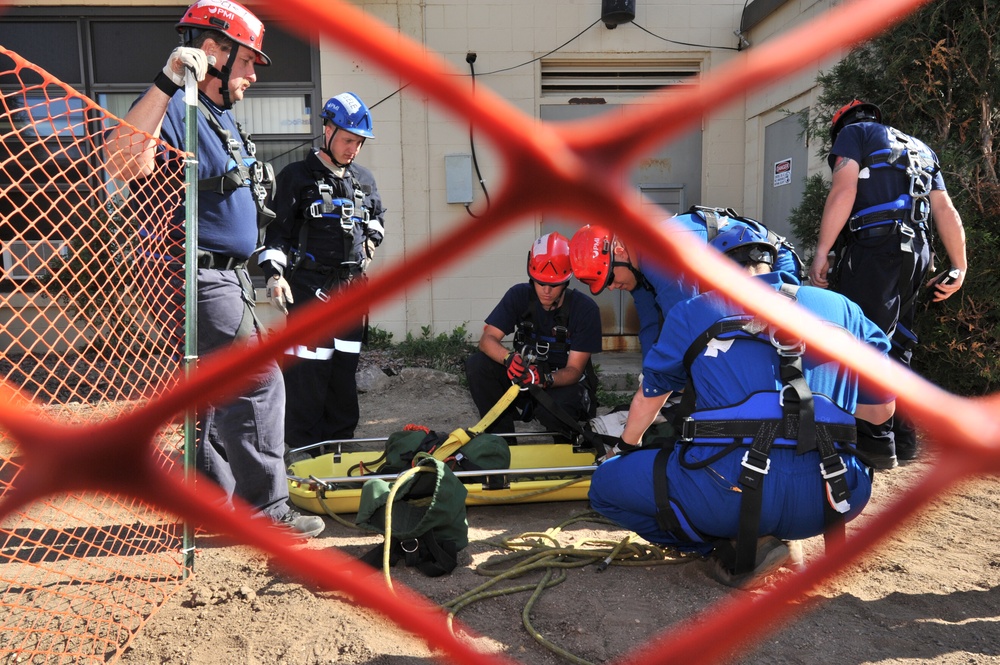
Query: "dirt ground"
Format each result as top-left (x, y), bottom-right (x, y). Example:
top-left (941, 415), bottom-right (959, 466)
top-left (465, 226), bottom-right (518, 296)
top-left (119, 365), bottom-right (1000, 665)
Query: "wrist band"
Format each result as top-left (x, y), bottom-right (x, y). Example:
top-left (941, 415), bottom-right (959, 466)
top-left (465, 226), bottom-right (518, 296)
top-left (153, 71), bottom-right (181, 97)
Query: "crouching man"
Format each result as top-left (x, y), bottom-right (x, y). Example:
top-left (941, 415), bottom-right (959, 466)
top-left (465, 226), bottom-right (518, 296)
top-left (588, 226), bottom-right (895, 589)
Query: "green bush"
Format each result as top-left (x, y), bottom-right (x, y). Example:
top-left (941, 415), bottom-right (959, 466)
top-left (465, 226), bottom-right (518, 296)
top-left (364, 324), bottom-right (395, 350)
top-left (792, 1), bottom-right (1000, 396)
top-left (397, 324), bottom-right (476, 374)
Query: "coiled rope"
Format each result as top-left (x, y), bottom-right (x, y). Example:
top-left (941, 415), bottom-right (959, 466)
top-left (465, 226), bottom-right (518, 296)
top-left (443, 511), bottom-right (698, 665)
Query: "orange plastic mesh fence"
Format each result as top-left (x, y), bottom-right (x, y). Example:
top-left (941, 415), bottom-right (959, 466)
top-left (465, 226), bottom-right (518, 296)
top-left (3, 0), bottom-right (1000, 664)
top-left (0, 47), bottom-right (189, 662)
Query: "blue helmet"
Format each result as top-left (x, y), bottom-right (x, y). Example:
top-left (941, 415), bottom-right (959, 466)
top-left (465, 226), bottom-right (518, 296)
top-left (710, 225), bottom-right (777, 267)
top-left (320, 92), bottom-right (374, 139)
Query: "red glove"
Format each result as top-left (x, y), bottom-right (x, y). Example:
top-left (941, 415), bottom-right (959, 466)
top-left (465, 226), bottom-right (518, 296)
top-left (504, 352), bottom-right (526, 382)
top-left (518, 365), bottom-right (553, 388)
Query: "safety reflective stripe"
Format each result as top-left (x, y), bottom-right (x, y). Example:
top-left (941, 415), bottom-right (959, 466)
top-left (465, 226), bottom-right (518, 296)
top-left (284, 339), bottom-right (362, 360)
top-left (284, 338), bottom-right (359, 360)
top-left (334, 339), bottom-right (362, 354)
top-left (257, 247), bottom-right (287, 270)
top-left (286, 345), bottom-right (334, 360)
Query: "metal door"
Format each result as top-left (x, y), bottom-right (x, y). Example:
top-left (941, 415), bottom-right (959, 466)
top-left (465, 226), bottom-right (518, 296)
top-left (539, 103), bottom-right (702, 349)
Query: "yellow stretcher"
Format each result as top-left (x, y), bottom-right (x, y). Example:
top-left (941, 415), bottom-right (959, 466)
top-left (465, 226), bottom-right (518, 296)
top-left (287, 442), bottom-right (597, 515)
top-left (286, 385), bottom-right (599, 515)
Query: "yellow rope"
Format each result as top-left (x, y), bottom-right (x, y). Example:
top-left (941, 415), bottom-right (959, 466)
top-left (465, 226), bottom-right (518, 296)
top-left (382, 463), bottom-right (436, 593)
top-left (442, 511), bottom-right (698, 665)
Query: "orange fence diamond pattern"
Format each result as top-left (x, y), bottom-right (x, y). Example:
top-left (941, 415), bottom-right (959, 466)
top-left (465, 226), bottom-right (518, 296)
top-left (2, 0), bottom-right (1000, 663)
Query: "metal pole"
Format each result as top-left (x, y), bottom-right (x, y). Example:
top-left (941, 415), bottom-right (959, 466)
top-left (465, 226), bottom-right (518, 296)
top-left (293, 464), bottom-right (598, 486)
top-left (181, 68), bottom-right (199, 577)
top-left (286, 432), bottom-right (565, 457)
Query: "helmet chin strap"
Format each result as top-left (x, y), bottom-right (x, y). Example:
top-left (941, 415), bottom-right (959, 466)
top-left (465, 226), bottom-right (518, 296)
top-left (205, 47), bottom-right (239, 110)
top-left (618, 261), bottom-right (654, 294)
top-left (532, 280), bottom-right (569, 310)
top-left (321, 127), bottom-right (362, 169)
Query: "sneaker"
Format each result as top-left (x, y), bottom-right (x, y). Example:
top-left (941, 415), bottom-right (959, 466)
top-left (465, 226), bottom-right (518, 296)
top-left (786, 540), bottom-right (805, 571)
top-left (707, 536), bottom-right (790, 590)
top-left (864, 452), bottom-right (898, 470)
top-left (275, 509), bottom-right (325, 539)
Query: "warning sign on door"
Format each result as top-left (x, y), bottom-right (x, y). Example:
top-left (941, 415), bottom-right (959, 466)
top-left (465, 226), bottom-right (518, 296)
top-left (773, 158), bottom-right (792, 187)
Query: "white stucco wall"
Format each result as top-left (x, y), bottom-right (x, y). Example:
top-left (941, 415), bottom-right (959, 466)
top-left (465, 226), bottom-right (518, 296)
top-left (318, 0), bottom-right (758, 340)
top-left (9, 0), bottom-right (839, 343)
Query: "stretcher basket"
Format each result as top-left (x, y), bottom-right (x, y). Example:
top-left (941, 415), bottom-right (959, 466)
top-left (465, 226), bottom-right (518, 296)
top-left (287, 440), bottom-right (597, 515)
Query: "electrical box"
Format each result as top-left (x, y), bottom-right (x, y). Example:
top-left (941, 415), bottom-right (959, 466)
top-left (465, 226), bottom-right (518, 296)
top-left (445, 154), bottom-right (474, 204)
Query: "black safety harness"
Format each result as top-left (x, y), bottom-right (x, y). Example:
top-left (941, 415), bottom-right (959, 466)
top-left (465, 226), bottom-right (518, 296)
top-left (652, 284), bottom-right (856, 575)
top-left (512, 287), bottom-right (603, 442)
top-left (847, 127), bottom-right (939, 237)
top-left (288, 166), bottom-right (370, 300)
top-left (837, 127), bottom-right (940, 352)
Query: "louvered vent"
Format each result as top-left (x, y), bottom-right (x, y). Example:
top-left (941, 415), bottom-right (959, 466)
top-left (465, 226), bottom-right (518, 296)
top-left (540, 61), bottom-right (700, 100)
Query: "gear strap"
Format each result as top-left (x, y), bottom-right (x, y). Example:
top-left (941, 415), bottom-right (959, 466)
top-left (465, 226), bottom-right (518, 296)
top-left (195, 99), bottom-right (275, 234)
top-left (665, 283), bottom-right (851, 575)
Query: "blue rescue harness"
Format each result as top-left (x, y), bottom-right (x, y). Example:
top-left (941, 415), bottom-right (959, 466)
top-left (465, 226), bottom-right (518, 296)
top-left (847, 127), bottom-right (939, 237)
top-left (652, 284), bottom-right (857, 575)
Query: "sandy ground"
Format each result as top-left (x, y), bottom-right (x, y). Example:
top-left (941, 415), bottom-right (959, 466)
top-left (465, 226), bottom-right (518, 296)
top-left (119, 367), bottom-right (1000, 665)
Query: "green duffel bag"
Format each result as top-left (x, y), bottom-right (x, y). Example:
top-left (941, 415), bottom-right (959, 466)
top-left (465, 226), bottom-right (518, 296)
top-left (380, 428), bottom-right (511, 478)
top-left (356, 454), bottom-right (469, 576)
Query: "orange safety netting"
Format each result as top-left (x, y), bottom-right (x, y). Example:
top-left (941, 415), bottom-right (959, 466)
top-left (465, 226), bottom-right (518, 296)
top-left (0, 46), bottom-right (190, 662)
top-left (2, 0), bottom-right (1000, 664)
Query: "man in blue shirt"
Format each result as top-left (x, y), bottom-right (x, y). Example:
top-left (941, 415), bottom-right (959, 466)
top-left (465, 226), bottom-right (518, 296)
top-left (809, 100), bottom-right (968, 467)
top-left (466, 233), bottom-right (602, 440)
top-left (589, 225), bottom-right (894, 589)
top-left (104, 0), bottom-right (323, 539)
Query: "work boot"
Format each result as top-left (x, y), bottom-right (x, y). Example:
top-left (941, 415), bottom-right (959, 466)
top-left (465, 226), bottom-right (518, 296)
top-left (707, 536), bottom-right (790, 590)
top-left (275, 509), bottom-right (325, 539)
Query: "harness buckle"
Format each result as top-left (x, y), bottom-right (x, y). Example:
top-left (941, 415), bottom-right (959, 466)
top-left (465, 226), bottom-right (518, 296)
top-left (741, 449), bottom-right (770, 475)
top-left (679, 416), bottom-right (695, 441)
top-left (769, 327), bottom-right (804, 357)
top-left (315, 288), bottom-right (330, 303)
top-left (820, 454), bottom-right (852, 513)
top-left (339, 200), bottom-right (355, 232)
top-left (820, 460), bottom-right (847, 480)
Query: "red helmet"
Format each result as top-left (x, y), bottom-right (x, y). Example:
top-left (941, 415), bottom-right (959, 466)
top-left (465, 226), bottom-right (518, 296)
top-left (527, 232), bottom-right (572, 285)
top-left (177, 0), bottom-right (271, 66)
top-left (830, 99), bottom-right (881, 141)
top-left (569, 225), bottom-right (615, 295)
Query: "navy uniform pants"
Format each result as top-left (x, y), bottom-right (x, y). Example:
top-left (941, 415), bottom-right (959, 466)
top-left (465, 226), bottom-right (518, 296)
top-left (836, 225), bottom-right (931, 460)
top-left (465, 350), bottom-right (592, 438)
top-left (282, 268), bottom-right (365, 451)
